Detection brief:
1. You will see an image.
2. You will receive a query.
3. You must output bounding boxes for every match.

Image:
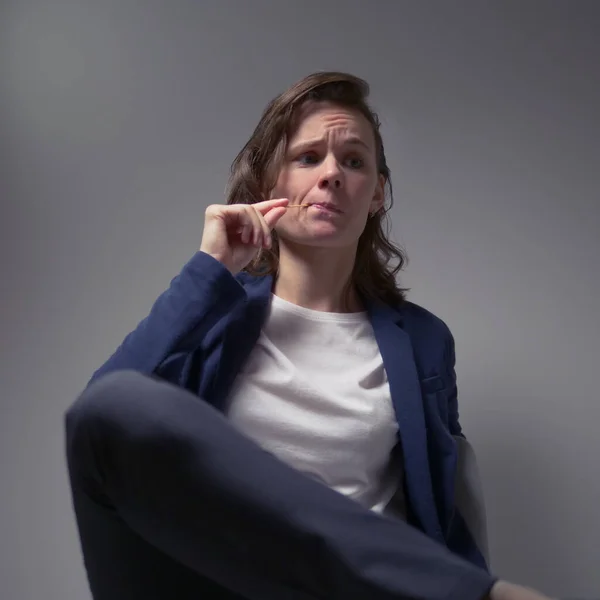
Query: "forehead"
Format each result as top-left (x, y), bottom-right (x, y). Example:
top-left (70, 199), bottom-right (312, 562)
top-left (289, 101), bottom-right (374, 145)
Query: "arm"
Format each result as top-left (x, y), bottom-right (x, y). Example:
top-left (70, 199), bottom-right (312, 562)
top-left (88, 252), bottom-right (245, 386)
top-left (444, 327), bottom-right (465, 438)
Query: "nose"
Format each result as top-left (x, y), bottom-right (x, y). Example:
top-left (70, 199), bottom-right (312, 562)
top-left (317, 156), bottom-right (343, 190)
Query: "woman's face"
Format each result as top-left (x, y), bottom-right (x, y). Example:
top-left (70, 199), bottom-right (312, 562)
top-left (270, 101), bottom-right (385, 249)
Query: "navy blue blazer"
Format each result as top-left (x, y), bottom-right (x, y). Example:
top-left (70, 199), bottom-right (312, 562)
top-left (90, 251), bottom-right (489, 571)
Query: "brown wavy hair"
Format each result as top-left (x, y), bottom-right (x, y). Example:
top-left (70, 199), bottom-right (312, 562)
top-left (225, 71), bottom-right (409, 308)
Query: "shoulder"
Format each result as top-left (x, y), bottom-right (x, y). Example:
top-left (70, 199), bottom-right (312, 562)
top-left (399, 300), bottom-right (454, 343)
top-left (397, 301), bottom-right (456, 376)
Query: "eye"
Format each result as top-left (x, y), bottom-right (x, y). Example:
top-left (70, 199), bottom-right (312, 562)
top-left (345, 156), bottom-right (364, 169)
top-left (295, 152), bottom-right (320, 166)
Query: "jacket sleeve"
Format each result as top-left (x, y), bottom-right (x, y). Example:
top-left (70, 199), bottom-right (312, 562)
top-left (88, 252), bottom-right (245, 387)
top-left (443, 327), bottom-right (465, 439)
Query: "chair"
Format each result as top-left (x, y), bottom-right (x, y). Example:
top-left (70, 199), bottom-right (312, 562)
top-left (454, 436), bottom-right (491, 565)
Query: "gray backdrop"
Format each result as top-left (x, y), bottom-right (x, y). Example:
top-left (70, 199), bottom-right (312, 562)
top-left (1, 1), bottom-right (599, 599)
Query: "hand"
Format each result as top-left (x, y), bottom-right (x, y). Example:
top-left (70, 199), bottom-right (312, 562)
top-left (488, 580), bottom-right (554, 600)
top-left (199, 198), bottom-right (290, 275)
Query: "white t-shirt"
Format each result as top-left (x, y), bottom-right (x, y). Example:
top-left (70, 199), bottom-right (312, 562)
top-left (224, 293), bottom-right (405, 519)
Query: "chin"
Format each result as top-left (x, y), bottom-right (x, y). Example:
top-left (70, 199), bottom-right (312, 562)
top-left (280, 229), bottom-right (360, 249)
top-left (277, 218), bottom-right (366, 248)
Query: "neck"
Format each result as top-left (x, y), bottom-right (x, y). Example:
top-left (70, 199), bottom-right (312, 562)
top-left (272, 241), bottom-right (363, 313)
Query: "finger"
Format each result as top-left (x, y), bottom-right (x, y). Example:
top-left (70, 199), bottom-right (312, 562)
top-left (251, 198), bottom-right (289, 215)
top-left (253, 207), bottom-right (273, 249)
top-left (241, 224), bottom-right (251, 244)
top-left (232, 208), bottom-right (255, 244)
top-left (263, 206), bottom-right (288, 231)
top-left (224, 201), bottom-right (287, 246)
top-left (244, 204), bottom-right (264, 246)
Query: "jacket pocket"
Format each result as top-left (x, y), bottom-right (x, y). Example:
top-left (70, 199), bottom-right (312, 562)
top-left (420, 374), bottom-right (449, 428)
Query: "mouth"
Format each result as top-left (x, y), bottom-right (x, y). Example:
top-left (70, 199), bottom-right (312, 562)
top-left (307, 202), bottom-right (343, 214)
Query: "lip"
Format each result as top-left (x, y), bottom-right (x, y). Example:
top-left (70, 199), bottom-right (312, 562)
top-left (308, 202), bottom-right (343, 214)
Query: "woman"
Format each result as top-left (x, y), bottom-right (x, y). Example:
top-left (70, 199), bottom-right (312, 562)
top-left (65, 72), bottom-right (550, 600)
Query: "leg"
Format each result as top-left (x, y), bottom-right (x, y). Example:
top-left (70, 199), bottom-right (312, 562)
top-left (68, 479), bottom-right (246, 599)
top-left (65, 370), bottom-right (494, 600)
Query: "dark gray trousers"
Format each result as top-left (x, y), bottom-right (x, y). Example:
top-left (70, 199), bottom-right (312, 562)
top-left (65, 370), bottom-right (495, 600)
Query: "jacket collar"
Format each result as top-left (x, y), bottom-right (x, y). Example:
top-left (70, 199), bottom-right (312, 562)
top-left (239, 271), bottom-right (405, 324)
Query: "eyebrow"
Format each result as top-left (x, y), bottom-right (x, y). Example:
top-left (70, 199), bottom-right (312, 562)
top-left (288, 136), bottom-right (371, 153)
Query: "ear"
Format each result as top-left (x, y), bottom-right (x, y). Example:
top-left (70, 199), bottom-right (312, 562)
top-left (369, 174), bottom-right (386, 215)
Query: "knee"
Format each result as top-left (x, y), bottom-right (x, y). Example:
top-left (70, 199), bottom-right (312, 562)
top-left (65, 370), bottom-right (152, 458)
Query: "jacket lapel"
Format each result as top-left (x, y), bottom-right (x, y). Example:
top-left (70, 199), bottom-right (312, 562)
top-left (366, 299), bottom-right (444, 542)
top-left (211, 274), bottom-right (273, 409)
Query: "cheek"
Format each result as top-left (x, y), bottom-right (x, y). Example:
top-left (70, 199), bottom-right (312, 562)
top-left (277, 169), bottom-right (315, 197)
top-left (350, 177), bottom-right (378, 206)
